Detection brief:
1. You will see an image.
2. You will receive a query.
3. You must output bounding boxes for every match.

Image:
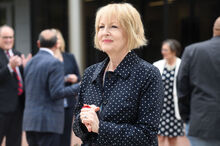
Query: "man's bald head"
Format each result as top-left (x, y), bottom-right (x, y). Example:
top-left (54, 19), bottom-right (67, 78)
top-left (0, 25), bottom-right (14, 36)
top-left (38, 29), bottom-right (57, 48)
top-left (0, 25), bottom-right (14, 50)
top-left (213, 16), bottom-right (220, 37)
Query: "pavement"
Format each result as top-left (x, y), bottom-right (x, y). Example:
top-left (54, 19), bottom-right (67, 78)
top-left (1, 132), bottom-right (190, 146)
top-left (1, 131), bottom-right (82, 146)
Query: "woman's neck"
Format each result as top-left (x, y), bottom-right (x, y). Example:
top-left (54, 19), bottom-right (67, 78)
top-left (166, 56), bottom-right (176, 66)
top-left (107, 49), bottom-right (129, 71)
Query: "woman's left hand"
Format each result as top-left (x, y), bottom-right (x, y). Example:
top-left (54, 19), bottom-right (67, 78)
top-left (65, 74), bottom-right (78, 83)
top-left (80, 104), bottom-right (100, 133)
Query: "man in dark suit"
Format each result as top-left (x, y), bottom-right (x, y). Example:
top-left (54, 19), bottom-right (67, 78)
top-left (177, 16), bottom-right (220, 146)
top-left (0, 25), bottom-right (25, 146)
top-left (23, 29), bottom-right (80, 146)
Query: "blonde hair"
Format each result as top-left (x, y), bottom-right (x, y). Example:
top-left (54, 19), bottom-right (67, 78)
top-left (52, 28), bottom-right (65, 52)
top-left (94, 3), bottom-right (147, 51)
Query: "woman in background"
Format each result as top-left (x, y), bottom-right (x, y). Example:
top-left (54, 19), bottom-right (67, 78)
top-left (53, 29), bottom-right (81, 146)
top-left (153, 39), bottom-right (189, 146)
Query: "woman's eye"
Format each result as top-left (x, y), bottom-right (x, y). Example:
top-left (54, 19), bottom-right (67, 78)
top-left (99, 26), bottom-right (104, 29)
top-left (112, 25), bottom-right (118, 28)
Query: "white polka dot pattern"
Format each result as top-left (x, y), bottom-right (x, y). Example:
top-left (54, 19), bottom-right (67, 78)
top-left (158, 67), bottom-right (184, 137)
top-left (73, 51), bottom-right (164, 146)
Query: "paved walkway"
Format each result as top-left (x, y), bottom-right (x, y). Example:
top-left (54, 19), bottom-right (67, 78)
top-left (1, 132), bottom-right (190, 146)
top-left (1, 131), bottom-right (82, 146)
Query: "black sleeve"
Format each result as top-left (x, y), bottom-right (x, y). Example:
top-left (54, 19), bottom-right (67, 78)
top-left (177, 46), bottom-right (193, 123)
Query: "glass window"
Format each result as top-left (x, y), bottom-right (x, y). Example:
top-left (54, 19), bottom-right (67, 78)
top-left (0, 7), bottom-right (6, 25)
top-left (82, 0), bottom-right (220, 66)
top-left (0, 2), bottom-right (13, 27)
top-left (0, 0), bottom-right (13, 2)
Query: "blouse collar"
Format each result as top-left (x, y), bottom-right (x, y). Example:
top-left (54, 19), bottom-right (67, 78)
top-left (92, 51), bottom-right (139, 82)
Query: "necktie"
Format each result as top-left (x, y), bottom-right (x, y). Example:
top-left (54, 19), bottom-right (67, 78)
top-left (6, 51), bottom-right (23, 96)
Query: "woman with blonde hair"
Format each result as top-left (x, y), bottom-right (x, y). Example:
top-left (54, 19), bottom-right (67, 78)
top-left (73, 3), bottom-right (164, 146)
top-left (53, 29), bottom-right (81, 146)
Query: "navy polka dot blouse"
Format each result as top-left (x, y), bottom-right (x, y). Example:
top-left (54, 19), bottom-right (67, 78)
top-left (73, 51), bottom-right (164, 146)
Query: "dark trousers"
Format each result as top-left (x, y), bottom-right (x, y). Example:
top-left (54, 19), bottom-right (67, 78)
top-left (60, 107), bottom-right (74, 146)
top-left (26, 131), bottom-right (61, 146)
top-left (0, 110), bottom-right (23, 146)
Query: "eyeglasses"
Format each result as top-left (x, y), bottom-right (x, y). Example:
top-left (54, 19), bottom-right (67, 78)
top-left (0, 36), bottom-right (14, 39)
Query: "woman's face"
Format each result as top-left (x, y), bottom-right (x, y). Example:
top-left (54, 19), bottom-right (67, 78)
top-left (97, 16), bottom-right (128, 54)
top-left (56, 34), bottom-right (62, 50)
top-left (161, 43), bottom-right (176, 60)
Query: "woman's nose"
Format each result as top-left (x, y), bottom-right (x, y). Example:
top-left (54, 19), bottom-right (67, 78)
top-left (103, 27), bottom-right (110, 36)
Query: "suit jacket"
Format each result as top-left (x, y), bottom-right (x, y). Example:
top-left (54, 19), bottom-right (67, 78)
top-left (62, 52), bottom-right (81, 108)
top-left (177, 36), bottom-right (220, 139)
top-left (73, 51), bottom-right (164, 146)
top-left (0, 48), bottom-right (24, 113)
top-left (153, 58), bottom-right (181, 120)
top-left (23, 50), bottom-right (79, 134)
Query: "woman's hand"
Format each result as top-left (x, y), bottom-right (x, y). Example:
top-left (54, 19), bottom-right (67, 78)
top-left (64, 74), bottom-right (78, 84)
top-left (80, 104), bottom-right (100, 133)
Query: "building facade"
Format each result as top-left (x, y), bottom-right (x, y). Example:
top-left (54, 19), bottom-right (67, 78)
top-left (0, 0), bottom-right (219, 73)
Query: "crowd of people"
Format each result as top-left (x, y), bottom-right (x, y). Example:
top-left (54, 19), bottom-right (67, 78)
top-left (0, 2), bottom-right (219, 146)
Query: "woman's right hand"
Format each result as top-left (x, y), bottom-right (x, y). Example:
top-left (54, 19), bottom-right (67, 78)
top-left (80, 104), bottom-right (100, 133)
